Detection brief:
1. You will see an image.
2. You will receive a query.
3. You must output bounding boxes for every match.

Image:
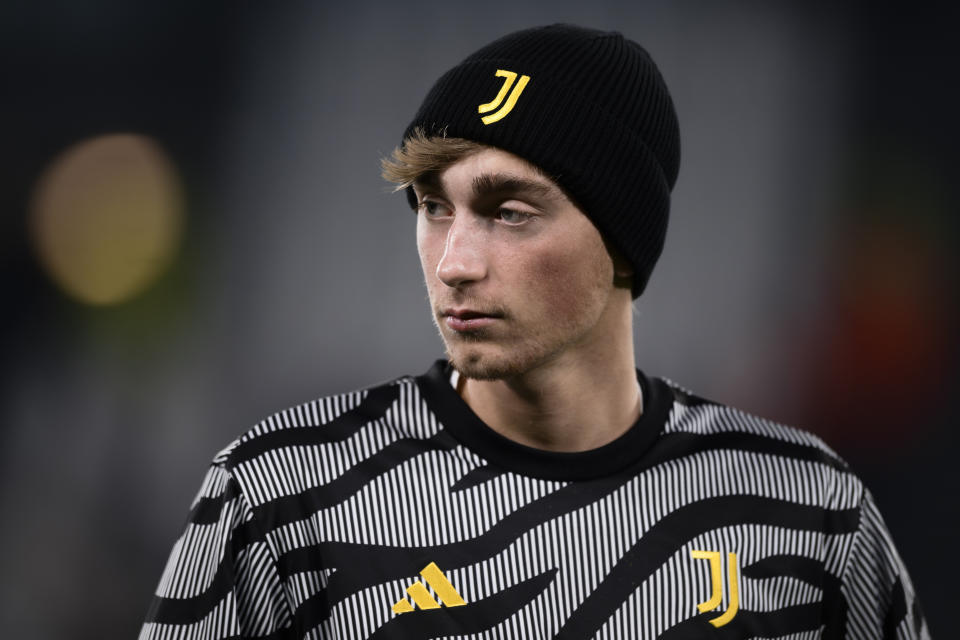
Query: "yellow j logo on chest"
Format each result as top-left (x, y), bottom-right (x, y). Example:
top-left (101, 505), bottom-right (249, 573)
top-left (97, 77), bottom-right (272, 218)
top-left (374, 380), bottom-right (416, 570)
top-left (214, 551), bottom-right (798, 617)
top-left (478, 69), bottom-right (531, 125)
top-left (691, 550), bottom-right (740, 627)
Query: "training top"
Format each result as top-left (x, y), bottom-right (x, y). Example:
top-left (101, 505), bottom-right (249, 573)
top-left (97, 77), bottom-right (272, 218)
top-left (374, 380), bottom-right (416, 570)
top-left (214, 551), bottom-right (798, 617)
top-left (140, 360), bottom-right (929, 639)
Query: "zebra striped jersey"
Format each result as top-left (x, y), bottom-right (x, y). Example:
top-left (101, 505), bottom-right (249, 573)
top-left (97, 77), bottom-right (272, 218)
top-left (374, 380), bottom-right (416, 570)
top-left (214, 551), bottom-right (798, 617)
top-left (141, 360), bottom-right (928, 639)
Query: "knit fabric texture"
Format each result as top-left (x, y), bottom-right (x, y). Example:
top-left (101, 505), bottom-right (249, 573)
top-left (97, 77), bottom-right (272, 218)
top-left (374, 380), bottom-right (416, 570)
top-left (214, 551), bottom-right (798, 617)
top-left (402, 24), bottom-right (681, 297)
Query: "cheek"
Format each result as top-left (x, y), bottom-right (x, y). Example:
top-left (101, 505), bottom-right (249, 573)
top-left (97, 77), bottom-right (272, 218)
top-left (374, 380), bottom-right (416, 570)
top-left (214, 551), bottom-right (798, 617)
top-left (416, 220), bottom-right (439, 282)
top-left (523, 235), bottom-right (613, 317)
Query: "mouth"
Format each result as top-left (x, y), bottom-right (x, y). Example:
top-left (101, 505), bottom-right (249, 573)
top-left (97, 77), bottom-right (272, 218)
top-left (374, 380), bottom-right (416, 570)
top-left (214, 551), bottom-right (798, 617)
top-left (441, 308), bottom-right (502, 332)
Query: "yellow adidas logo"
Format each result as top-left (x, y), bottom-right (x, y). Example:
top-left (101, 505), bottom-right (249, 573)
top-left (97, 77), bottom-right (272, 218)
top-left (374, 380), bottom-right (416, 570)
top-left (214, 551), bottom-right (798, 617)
top-left (392, 562), bottom-right (466, 614)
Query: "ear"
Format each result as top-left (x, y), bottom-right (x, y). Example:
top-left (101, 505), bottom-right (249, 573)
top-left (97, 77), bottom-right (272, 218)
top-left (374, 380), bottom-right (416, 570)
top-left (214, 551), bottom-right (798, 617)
top-left (613, 252), bottom-right (634, 279)
top-left (603, 237), bottom-right (634, 280)
top-left (604, 239), bottom-right (634, 285)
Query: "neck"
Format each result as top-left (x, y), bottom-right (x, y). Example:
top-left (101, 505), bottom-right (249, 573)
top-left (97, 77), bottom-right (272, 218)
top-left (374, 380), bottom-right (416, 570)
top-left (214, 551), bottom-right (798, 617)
top-left (459, 291), bottom-right (641, 452)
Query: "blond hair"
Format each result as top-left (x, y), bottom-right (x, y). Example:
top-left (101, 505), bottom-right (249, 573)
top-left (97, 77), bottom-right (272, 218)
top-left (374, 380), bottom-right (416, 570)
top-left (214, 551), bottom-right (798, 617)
top-left (381, 127), bottom-right (487, 191)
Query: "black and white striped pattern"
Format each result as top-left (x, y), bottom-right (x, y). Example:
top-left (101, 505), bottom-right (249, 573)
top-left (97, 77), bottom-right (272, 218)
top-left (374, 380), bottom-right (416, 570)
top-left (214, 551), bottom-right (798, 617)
top-left (141, 362), bottom-right (928, 639)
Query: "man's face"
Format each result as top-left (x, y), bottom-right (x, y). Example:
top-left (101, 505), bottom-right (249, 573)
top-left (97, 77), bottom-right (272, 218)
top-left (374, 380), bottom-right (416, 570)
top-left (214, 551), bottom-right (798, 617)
top-left (414, 147), bottom-right (623, 380)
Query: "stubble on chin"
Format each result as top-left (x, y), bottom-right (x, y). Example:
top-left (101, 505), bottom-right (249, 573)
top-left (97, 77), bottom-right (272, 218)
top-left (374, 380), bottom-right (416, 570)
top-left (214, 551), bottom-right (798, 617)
top-left (437, 288), bottom-right (611, 382)
top-left (449, 353), bottom-right (522, 380)
top-left (441, 327), bottom-right (558, 381)
top-left (435, 323), bottom-right (518, 380)
top-left (446, 347), bottom-right (517, 380)
top-left (429, 297), bottom-right (581, 381)
top-left (429, 308), bottom-right (518, 380)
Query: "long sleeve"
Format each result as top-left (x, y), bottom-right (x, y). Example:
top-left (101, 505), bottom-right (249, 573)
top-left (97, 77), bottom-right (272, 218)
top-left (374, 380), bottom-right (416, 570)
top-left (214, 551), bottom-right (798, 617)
top-left (140, 463), bottom-right (293, 639)
top-left (839, 489), bottom-right (929, 639)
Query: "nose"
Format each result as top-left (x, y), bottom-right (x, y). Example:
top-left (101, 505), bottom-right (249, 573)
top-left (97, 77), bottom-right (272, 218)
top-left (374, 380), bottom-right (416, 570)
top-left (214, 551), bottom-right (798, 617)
top-left (436, 215), bottom-right (487, 288)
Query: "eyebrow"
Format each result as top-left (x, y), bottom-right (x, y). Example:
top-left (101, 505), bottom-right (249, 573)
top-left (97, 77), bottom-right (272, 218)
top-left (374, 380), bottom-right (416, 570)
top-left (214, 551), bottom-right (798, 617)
top-left (411, 171), bottom-right (561, 204)
top-left (470, 173), bottom-right (557, 200)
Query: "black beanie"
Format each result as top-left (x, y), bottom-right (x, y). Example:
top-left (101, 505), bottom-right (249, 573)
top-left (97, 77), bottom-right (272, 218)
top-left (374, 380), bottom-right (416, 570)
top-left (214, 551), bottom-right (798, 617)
top-left (402, 24), bottom-right (680, 297)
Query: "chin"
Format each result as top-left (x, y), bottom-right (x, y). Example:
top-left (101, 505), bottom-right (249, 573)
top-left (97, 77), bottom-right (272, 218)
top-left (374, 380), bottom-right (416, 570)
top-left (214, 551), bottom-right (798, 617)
top-left (445, 341), bottom-right (550, 381)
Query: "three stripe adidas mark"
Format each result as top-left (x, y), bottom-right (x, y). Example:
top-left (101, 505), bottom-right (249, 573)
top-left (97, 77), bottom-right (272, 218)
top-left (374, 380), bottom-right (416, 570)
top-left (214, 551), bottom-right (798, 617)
top-left (392, 562), bottom-right (466, 614)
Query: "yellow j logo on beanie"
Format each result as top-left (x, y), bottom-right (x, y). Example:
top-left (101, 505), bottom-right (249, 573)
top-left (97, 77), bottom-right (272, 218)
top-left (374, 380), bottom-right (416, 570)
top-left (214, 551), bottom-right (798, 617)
top-left (478, 69), bottom-right (531, 125)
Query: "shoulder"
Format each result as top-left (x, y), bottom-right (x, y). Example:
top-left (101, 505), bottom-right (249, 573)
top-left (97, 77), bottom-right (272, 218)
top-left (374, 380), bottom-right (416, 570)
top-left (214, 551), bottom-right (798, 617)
top-left (660, 377), bottom-right (846, 463)
top-left (216, 374), bottom-right (423, 462)
top-left (208, 372), bottom-right (437, 506)
top-left (655, 377), bottom-right (865, 509)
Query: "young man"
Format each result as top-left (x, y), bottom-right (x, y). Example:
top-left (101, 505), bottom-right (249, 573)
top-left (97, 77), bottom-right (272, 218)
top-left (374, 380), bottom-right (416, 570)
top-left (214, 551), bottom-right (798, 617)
top-left (141, 25), bottom-right (928, 639)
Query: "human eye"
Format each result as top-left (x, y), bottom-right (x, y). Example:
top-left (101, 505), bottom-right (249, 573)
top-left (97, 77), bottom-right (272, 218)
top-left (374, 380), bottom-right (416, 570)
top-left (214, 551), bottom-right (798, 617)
top-left (497, 207), bottom-right (534, 225)
top-left (418, 199), bottom-right (453, 219)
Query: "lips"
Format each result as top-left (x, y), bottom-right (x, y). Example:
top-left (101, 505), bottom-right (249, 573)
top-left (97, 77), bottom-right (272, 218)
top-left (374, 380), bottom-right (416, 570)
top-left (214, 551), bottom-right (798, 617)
top-left (441, 308), bottom-right (501, 331)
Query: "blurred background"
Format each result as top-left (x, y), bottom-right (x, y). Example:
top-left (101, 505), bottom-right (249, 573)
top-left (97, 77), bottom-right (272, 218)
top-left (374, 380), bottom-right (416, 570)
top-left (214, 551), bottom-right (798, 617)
top-left (1, 1), bottom-right (956, 637)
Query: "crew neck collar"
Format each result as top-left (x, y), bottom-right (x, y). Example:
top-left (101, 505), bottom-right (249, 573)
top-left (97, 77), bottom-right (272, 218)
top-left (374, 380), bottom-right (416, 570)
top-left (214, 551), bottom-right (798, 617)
top-left (415, 359), bottom-right (672, 481)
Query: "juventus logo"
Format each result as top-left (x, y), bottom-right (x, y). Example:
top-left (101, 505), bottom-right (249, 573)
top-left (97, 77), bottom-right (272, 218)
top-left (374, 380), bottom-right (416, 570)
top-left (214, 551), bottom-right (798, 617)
top-left (392, 562), bottom-right (466, 614)
top-left (478, 69), bottom-right (531, 125)
top-left (690, 550), bottom-right (740, 627)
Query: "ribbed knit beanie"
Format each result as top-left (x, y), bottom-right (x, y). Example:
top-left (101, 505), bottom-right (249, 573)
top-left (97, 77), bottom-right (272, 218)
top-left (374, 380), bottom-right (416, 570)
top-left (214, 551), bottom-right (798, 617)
top-left (402, 24), bottom-right (680, 297)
